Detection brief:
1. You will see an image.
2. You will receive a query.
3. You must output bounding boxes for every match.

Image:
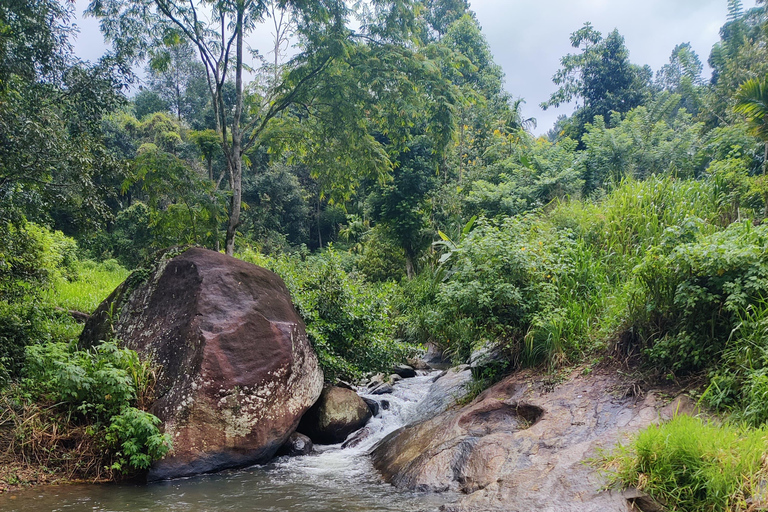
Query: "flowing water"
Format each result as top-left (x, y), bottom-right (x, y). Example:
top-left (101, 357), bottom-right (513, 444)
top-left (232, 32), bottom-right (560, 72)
top-left (1, 372), bottom-right (457, 512)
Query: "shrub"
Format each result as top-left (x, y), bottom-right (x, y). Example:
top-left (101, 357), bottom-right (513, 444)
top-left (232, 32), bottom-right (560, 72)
top-left (0, 222), bottom-right (83, 382)
top-left (356, 226), bottom-right (407, 283)
top-left (631, 221), bottom-right (768, 374)
top-left (105, 407), bottom-right (170, 472)
top-left (239, 247), bottom-right (409, 380)
top-left (434, 216), bottom-right (573, 364)
top-left (16, 341), bottom-right (171, 475)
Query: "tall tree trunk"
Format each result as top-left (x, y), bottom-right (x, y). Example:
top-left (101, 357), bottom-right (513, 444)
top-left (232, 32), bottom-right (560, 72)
top-left (317, 197), bottom-right (323, 249)
top-left (405, 250), bottom-right (415, 280)
top-left (764, 142), bottom-right (767, 175)
top-left (225, 157), bottom-right (242, 256)
top-left (224, 6), bottom-right (245, 256)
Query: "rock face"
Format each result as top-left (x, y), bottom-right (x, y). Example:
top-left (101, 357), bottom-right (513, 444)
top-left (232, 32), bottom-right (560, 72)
top-left (402, 365), bottom-right (472, 426)
top-left (372, 369), bottom-right (684, 512)
top-left (297, 386), bottom-right (372, 444)
top-left (79, 247), bottom-right (324, 480)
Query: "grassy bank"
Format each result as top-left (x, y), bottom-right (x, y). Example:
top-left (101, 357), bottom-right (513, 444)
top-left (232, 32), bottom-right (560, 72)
top-left (0, 249), bottom-right (168, 492)
top-left (604, 416), bottom-right (768, 511)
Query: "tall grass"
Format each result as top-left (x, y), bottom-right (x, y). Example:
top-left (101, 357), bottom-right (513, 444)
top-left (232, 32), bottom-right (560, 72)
top-left (605, 415), bottom-right (768, 512)
top-left (550, 177), bottom-right (719, 263)
top-left (520, 177), bottom-right (722, 366)
top-left (41, 259), bottom-right (129, 313)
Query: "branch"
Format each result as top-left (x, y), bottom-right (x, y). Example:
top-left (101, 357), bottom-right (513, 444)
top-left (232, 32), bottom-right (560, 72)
top-left (242, 54), bottom-right (334, 152)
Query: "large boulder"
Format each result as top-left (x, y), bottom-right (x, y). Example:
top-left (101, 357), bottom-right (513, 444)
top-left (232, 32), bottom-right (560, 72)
top-left (372, 369), bottom-right (688, 512)
top-left (79, 247), bottom-right (324, 480)
top-left (297, 386), bottom-right (371, 444)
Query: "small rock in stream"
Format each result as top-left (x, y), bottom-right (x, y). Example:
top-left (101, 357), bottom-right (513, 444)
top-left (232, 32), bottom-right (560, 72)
top-left (370, 383), bottom-right (394, 395)
top-left (277, 432), bottom-right (313, 457)
top-left (298, 386), bottom-right (372, 444)
top-left (362, 397), bottom-right (380, 417)
top-left (341, 427), bottom-right (372, 449)
top-left (392, 364), bottom-right (417, 378)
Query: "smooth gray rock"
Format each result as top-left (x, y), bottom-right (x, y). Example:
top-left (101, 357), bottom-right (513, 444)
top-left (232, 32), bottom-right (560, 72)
top-left (277, 432), bottom-right (313, 457)
top-left (341, 427), bottom-right (372, 449)
top-left (370, 383), bottom-right (394, 395)
top-left (468, 343), bottom-right (506, 370)
top-left (373, 370), bottom-right (687, 512)
top-left (362, 397), bottom-right (380, 417)
top-left (404, 366), bottom-right (472, 425)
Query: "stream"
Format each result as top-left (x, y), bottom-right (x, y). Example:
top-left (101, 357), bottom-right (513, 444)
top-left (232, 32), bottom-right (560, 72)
top-left (0, 371), bottom-right (458, 512)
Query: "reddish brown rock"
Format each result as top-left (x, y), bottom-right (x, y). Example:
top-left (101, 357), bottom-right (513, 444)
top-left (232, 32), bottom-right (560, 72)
top-left (297, 386), bottom-right (372, 444)
top-left (80, 247), bottom-right (323, 480)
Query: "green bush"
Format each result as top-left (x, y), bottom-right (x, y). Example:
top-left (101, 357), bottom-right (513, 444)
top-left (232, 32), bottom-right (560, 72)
top-left (19, 341), bottom-right (171, 474)
top-left (105, 407), bottom-right (169, 472)
top-left (631, 221), bottom-right (768, 374)
top-left (239, 247), bottom-right (409, 380)
top-left (605, 415), bottom-right (768, 512)
top-left (0, 222), bottom-right (83, 382)
top-left (434, 216), bottom-right (572, 364)
top-left (356, 226), bottom-right (407, 283)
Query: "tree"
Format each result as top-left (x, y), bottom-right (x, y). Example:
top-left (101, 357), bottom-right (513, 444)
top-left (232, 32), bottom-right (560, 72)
top-left (542, 24), bottom-right (652, 140)
top-left (133, 88), bottom-right (169, 119)
top-left (423, 0), bottom-right (470, 40)
top-left (367, 138), bottom-right (436, 279)
top-left (147, 42), bottom-right (209, 122)
top-left (734, 76), bottom-right (768, 174)
top-left (88, 0), bottom-right (452, 256)
top-left (656, 43), bottom-right (704, 115)
top-left (1, 0), bottom-right (127, 236)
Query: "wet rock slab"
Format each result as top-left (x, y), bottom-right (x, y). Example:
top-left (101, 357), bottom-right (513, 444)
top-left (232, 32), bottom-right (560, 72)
top-left (372, 369), bottom-right (686, 512)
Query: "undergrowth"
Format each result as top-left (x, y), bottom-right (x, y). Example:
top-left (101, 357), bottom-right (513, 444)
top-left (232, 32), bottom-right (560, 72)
top-left (1, 341), bottom-right (170, 482)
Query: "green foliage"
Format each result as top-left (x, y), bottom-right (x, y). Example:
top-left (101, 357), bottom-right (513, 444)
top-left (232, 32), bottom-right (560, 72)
top-left (19, 340), bottom-right (170, 474)
top-left (238, 248), bottom-right (409, 380)
top-left (542, 24), bottom-right (652, 140)
top-left (550, 177), bottom-right (720, 264)
top-left (241, 164), bottom-right (310, 250)
top-left (464, 134), bottom-right (582, 217)
top-left (105, 407), bottom-right (169, 472)
top-left (630, 221), bottom-right (768, 374)
top-left (91, 202), bottom-right (153, 268)
top-left (434, 216), bottom-right (571, 363)
top-left (356, 226), bottom-right (408, 283)
top-left (580, 102), bottom-right (703, 191)
top-left (0, 222), bottom-right (84, 382)
top-left (605, 415), bottom-right (768, 512)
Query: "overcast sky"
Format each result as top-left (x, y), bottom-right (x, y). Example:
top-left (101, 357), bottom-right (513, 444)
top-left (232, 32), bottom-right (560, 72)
top-left (71, 0), bottom-right (758, 134)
